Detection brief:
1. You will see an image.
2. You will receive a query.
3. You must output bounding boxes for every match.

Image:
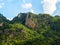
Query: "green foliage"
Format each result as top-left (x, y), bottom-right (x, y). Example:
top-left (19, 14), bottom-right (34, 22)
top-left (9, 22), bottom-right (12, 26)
top-left (0, 13), bottom-right (60, 45)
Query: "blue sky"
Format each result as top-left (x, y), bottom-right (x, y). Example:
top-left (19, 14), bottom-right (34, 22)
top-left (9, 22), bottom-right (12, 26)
top-left (0, 0), bottom-right (60, 19)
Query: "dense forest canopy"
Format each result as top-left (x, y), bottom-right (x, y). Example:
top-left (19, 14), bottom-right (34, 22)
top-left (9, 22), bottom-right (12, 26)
top-left (0, 12), bottom-right (60, 45)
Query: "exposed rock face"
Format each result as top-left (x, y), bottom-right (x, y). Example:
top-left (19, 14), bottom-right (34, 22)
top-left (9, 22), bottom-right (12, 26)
top-left (17, 13), bottom-right (27, 24)
top-left (12, 13), bottom-right (36, 29)
top-left (0, 22), bottom-right (3, 26)
top-left (18, 13), bottom-right (22, 18)
top-left (25, 13), bottom-right (36, 29)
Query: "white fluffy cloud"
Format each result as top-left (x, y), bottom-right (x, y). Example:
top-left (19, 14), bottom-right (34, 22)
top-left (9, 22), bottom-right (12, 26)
top-left (22, 3), bottom-right (32, 9)
top-left (30, 9), bottom-right (34, 13)
top-left (0, 3), bottom-right (4, 8)
top-left (43, 0), bottom-right (57, 14)
top-left (22, 0), bottom-right (34, 13)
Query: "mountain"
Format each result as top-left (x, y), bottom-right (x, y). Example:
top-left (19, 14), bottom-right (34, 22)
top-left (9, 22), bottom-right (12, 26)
top-left (0, 13), bottom-right (10, 30)
top-left (0, 13), bottom-right (60, 45)
top-left (0, 13), bottom-right (9, 23)
top-left (11, 12), bottom-right (59, 31)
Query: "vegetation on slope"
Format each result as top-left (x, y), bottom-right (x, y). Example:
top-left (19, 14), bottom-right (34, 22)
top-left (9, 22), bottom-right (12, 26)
top-left (0, 12), bottom-right (60, 45)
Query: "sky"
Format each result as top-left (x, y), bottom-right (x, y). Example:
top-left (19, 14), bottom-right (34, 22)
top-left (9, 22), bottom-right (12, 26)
top-left (0, 0), bottom-right (60, 20)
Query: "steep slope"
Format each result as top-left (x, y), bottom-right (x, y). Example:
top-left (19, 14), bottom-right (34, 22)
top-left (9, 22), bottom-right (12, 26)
top-left (0, 13), bottom-right (10, 30)
top-left (11, 12), bottom-right (36, 29)
top-left (0, 13), bottom-right (9, 23)
top-left (11, 13), bottom-right (27, 24)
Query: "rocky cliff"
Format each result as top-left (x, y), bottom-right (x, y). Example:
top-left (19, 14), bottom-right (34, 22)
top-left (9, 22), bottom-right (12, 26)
top-left (12, 12), bottom-right (36, 29)
top-left (25, 13), bottom-right (36, 29)
top-left (0, 22), bottom-right (3, 26)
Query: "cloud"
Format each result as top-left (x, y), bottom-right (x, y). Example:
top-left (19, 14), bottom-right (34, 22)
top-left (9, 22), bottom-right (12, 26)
top-left (58, 0), bottom-right (60, 1)
top-left (30, 9), bottom-right (34, 13)
top-left (7, 18), bottom-right (13, 20)
top-left (22, 0), bottom-right (33, 13)
top-left (22, 3), bottom-right (32, 9)
top-left (43, 0), bottom-right (57, 14)
top-left (0, 3), bottom-right (4, 8)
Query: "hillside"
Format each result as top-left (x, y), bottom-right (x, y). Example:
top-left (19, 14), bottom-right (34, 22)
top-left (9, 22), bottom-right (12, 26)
top-left (0, 13), bottom-right (60, 45)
